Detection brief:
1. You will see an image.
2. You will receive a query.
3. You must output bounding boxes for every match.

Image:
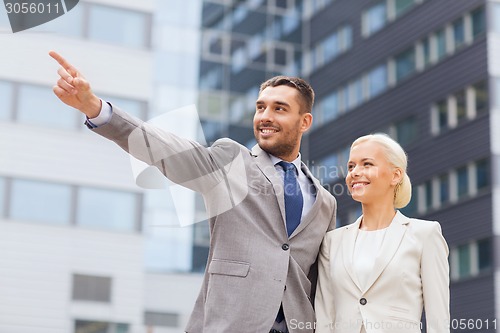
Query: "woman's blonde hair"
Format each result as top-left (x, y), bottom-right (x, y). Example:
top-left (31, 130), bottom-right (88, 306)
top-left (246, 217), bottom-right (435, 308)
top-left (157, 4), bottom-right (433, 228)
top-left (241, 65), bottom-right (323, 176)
top-left (351, 133), bottom-right (412, 209)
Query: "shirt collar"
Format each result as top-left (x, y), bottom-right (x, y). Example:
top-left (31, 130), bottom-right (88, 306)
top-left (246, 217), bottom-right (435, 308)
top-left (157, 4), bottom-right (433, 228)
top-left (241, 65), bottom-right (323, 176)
top-left (270, 153), bottom-right (302, 173)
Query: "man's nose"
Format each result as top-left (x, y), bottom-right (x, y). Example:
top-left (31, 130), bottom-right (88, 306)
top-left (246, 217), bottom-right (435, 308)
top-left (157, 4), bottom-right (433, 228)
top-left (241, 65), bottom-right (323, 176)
top-left (259, 107), bottom-right (273, 122)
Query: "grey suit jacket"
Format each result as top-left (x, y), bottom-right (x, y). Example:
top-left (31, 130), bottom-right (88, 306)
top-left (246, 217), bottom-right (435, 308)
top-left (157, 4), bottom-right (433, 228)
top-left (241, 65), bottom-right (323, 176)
top-left (316, 211), bottom-right (450, 333)
top-left (91, 107), bottom-right (337, 333)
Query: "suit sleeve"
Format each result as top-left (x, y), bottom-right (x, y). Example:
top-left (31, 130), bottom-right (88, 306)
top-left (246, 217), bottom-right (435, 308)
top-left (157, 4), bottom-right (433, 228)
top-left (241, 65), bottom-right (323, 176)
top-left (91, 106), bottom-right (241, 194)
top-left (315, 233), bottom-right (335, 333)
top-left (421, 222), bottom-right (450, 333)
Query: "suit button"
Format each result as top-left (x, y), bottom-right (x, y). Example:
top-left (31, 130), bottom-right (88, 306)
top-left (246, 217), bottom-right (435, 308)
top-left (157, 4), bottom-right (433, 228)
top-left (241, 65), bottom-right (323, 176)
top-left (359, 298), bottom-right (367, 305)
top-left (282, 244), bottom-right (290, 250)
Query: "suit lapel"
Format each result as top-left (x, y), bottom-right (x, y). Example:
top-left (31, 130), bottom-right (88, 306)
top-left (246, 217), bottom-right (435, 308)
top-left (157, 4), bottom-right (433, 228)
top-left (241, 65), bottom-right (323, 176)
top-left (362, 211), bottom-right (408, 294)
top-left (288, 162), bottom-right (320, 239)
top-left (342, 217), bottom-right (363, 292)
top-left (251, 145), bottom-right (287, 227)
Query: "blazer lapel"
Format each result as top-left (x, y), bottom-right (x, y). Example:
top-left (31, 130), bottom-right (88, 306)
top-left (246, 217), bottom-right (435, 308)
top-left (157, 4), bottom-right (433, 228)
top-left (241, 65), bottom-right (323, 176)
top-left (362, 211), bottom-right (408, 294)
top-left (251, 145), bottom-right (287, 227)
top-left (342, 216), bottom-right (363, 292)
top-left (288, 162), bottom-right (320, 238)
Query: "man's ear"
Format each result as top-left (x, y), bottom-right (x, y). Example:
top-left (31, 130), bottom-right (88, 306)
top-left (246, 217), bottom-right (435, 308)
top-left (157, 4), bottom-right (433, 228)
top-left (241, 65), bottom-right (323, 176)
top-left (301, 113), bottom-right (313, 133)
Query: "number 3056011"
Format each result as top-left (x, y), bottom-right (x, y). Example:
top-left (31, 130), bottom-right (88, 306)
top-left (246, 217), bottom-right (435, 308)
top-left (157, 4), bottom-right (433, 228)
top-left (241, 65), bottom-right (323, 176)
top-left (5, 2), bottom-right (60, 14)
top-left (450, 318), bottom-right (497, 330)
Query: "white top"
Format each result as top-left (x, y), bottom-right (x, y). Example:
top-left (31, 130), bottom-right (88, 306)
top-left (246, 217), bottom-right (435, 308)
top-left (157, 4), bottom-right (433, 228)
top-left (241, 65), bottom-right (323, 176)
top-left (352, 228), bottom-right (388, 290)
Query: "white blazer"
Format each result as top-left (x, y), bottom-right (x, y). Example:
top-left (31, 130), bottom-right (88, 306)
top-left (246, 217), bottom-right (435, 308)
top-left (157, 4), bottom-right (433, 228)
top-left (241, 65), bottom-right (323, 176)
top-left (315, 211), bottom-right (450, 333)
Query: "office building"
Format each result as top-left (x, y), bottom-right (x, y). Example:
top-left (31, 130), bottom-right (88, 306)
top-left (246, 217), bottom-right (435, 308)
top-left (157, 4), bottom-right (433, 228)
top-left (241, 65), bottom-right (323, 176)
top-left (0, 1), bottom-right (203, 332)
top-left (198, 0), bottom-right (498, 330)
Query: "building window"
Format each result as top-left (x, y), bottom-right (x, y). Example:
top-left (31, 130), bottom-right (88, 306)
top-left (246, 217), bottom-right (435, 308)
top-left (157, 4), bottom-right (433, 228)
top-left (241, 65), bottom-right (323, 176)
top-left (144, 311), bottom-right (179, 328)
top-left (204, 32), bottom-right (228, 58)
top-left (395, 117), bottom-right (417, 146)
top-left (452, 238), bottom-right (492, 281)
top-left (272, 45), bottom-right (288, 66)
top-left (473, 81), bottom-right (487, 114)
top-left (322, 91), bottom-right (339, 122)
top-left (395, 47), bottom-right (416, 82)
top-left (10, 179), bottom-right (72, 225)
top-left (313, 7), bottom-right (485, 133)
top-left (33, 2), bottom-right (83, 37)
top-left (362, 2), bottom-right (386, 36)
top-left (341, 26), bottom-right (353, 50)
top-left (0, 177), bottom-right (5, 217)
top-left (431, 80), bottom-right (488, 135)
top-left (424, 180), bottom-right (433, 210)
top-left (0, 6), bottom-right (9, 26)
top-left (477, 238), bottom-right (492, 272)
top-left (348, 79), bottom-right (364, 109)
top-left (72, 274), bottom-right (112, 303)
top-left (310, 25), bottom-right (352, 72)
top-left (362, 0), bottom-right (421, 37)
top-left (75, 320), bottom-right (128, 333)
top-left (455, 89), bottom-right (467, 123)
top-left (494, 3), bottom-right (500, 34)
top-left (339, 86), bottom-right (350, 113)
top-left (456, 166), bottom-right (468, 199)
top-left (452, 17), bottom-right (465, 50)
top-left (88, 5), bottom-right (151, 49)
top-left (283, 6), bottom-right (300, 34)
top-left (232, 48), bottom-right (246, 73)
top-left (17, 84), bottom-right (77, 129)
top-left (394, 0), bottom-right (414, 16)
top-left (368, 64), bottom-right (388, 98)
top-left (435, 29), bottom-right (447, 61)
top-left (305, 0), bottom-right (334, 18)
top-left (323, 33), bottom-right (339, 62)
top-left (475, 159), bottom-right (488, 190)
top-left (439, 174), bottom-right (450, 205)
top-left (471, 7), bottom-right (485, 38)
top-left (497, 78), bottom-right (500, 108)
top-left (314, 154), bottom-right (340, 183)
top-left (436, 100), bottom-right (448, 132)
top-left (76, 188), bottom-right (139, 232)
top-left (416, 158), bottom-right (489, 213)
top-left (0, 81), bottom-right (13, 121)
top-left (421, 36), bottom-right (431, 68)
top-left (401, 187), bottom-right (417, 216)
top-left (457, 244), bottom-right (471, 278)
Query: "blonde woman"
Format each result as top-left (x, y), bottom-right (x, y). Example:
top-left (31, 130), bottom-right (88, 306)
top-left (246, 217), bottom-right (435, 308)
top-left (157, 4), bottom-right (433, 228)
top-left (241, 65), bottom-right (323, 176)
top-left (315, 134), bottom-right (450, 333)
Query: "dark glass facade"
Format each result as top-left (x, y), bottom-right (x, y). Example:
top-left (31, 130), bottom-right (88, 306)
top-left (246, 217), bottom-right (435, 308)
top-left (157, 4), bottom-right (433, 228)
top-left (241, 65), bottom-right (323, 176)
top-left (196, 0), bottom-right (496, 327)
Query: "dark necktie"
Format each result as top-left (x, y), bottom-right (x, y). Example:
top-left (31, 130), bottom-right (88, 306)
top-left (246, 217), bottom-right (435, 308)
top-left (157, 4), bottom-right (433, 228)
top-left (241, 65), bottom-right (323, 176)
top-left (276, 161), bottom-right (304, 323)
top-left (277, 161), bottom-right (304, 237)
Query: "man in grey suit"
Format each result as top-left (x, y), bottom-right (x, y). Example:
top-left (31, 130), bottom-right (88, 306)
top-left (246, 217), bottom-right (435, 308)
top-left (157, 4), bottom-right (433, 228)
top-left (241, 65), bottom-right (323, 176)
top-left (50, 51), bottom-right (336, 333)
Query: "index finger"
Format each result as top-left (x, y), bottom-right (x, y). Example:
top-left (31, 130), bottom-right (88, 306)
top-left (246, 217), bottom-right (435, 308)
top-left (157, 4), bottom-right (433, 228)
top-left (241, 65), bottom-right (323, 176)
top-left (49, 50), bottom-right (78, 76)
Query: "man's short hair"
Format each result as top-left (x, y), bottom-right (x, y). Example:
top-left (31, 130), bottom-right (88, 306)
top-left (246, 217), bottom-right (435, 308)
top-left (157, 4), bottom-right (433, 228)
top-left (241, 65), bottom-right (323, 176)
top-left (259, 76), bottom-right (315, 114)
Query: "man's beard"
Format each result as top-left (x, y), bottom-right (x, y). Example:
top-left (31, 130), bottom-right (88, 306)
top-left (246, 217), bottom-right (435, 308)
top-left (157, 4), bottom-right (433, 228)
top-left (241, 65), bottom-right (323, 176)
top-left (255, 129), bottom-right (300, 159)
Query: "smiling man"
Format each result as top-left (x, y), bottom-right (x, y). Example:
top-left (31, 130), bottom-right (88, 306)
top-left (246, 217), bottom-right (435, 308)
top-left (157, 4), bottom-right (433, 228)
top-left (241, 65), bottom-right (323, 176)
top-left (50, 51), bottom-right (337, 333)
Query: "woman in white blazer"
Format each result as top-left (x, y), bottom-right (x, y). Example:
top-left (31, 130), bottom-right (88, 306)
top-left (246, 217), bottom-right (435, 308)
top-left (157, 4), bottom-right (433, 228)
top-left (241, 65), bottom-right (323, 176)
top-left (315, 134), bottom-right (450, 333)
